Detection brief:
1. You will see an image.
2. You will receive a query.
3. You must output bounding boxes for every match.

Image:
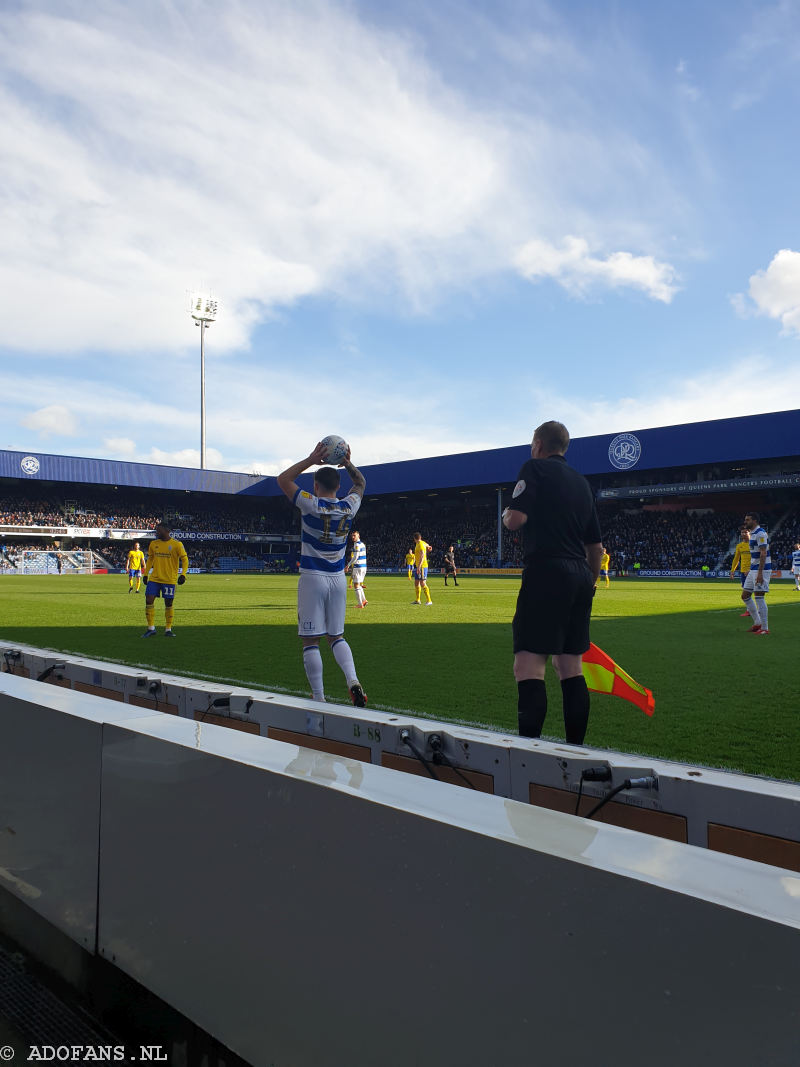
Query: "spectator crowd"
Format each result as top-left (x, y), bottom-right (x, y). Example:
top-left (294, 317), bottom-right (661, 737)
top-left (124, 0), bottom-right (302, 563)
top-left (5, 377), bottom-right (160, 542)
top-left (3, 488), bottom-right (800, 575)
top-left (0, 493), bottom-right (296, 536)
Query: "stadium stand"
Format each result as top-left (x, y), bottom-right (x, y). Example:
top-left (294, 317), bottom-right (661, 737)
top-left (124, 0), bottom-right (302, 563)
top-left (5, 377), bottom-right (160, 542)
top-left (3, 409), bottom-right (800, 574)
top-left (4, 488), bottom-right (800, 574)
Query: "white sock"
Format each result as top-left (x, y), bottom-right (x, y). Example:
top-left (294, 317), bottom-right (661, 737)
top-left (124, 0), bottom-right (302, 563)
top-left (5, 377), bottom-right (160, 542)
top-left (356, 585), bottom-right (365, 606)
top-left (302, 645), bottom-right (325, 700)
top-left (330, 637), bottom-right (358, 686)
top-left (757, 599), bottom-right (769, 630)
top-left (746, 599), bottom-right (760, 624)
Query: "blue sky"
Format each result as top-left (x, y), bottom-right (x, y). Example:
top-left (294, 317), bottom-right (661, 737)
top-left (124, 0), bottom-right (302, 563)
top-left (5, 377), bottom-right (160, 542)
top-left (1, 0), bottom-right (800, 474)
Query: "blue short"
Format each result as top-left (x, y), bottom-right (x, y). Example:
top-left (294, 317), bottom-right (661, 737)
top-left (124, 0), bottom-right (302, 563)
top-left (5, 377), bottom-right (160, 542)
top-left (414, 566), bottom-right (428, 581)
top-left (146, 581), bottom-right (176, 599)
top-left (127, 569), bottom-right (140, 578)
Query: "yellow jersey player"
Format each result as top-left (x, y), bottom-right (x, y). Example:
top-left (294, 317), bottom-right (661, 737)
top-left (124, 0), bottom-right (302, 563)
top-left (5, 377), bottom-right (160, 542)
top-left (730, 528), bottom-right (751, 615)
top-left (142, 523), bottom-right (189, 638)
top-left (405, 549), bottom-right (415, 581)
top-left (126, 542), bottom-right (146, 593)
top-left (599, 549), bottom-right (610, 588)
top-left (412, 532), bottom-right (433, 605)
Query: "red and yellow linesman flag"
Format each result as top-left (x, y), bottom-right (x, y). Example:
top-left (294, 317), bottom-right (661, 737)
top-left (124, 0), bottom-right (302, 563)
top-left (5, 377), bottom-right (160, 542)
top-left (582, 643), bottom-right (655, 717)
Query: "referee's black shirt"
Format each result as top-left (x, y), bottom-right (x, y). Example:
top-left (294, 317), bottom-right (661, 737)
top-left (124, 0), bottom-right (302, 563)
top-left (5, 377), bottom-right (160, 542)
top-left (509, 455), bottom-right (602, 564)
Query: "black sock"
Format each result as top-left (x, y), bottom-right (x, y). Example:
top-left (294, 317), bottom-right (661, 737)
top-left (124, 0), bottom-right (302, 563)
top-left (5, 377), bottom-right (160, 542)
top-left (517, 679), bottom-right (547, 737)
top-left (561, 675), bottom-right (590, 744)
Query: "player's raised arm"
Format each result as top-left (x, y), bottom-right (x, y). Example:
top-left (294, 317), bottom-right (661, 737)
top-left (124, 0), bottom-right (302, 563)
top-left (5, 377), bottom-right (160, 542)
top-left (276, 443), bottom-right (328, 502)
top-left (339, 449), bottom-right (366, 499)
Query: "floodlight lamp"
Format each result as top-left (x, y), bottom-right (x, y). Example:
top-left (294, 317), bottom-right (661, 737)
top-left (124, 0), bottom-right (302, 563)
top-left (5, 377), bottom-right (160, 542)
top-left (190, 293), bottom-right (218, 323)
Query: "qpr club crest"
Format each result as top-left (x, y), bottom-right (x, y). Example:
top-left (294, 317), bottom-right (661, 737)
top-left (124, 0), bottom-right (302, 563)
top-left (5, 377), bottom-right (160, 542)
top-left (608, 433), bottom-right (641, 470)
top-left (20, 455), bottom-right (40, 475)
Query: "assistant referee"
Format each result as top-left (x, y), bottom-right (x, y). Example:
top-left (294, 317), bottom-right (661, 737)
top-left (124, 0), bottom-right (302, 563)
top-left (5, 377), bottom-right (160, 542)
top-left (502, 421), bottom-right (603, 744)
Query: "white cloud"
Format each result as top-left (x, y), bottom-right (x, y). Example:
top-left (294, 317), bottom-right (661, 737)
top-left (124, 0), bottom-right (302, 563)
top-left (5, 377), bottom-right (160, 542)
top-left (517, 354), bottom-right (799, 440)
top-left (514, 235), bottom-right (679, 303)
top-left (0, 359), bottom-right (498, 473)
top-left (145, 447), bottom-right (224, 469)
top-left (20, 405), bottom-right (80, 437)
top-left (0, 1), bottom-right (504, 353)
top-left (0, 0), bottom-right (686, 357)
top-left (104, 437), bottom-right (137, 459)
top-left (6, 344), bottom-right (797, 476)
top-left (1, 371), bottom-right (193, 434)
top-left (737, 249), bottom-right (800, 336)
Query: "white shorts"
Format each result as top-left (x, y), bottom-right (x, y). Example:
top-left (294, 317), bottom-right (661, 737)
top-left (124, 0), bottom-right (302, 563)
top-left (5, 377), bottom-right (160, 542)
top-left (351, 567), bottom-right (366, 584)
top-left (297, 571), bottom-right (346, 637)
top-left (792, 566), bottom-right (800, 576)
top-left (743, 572), bottom-right (770, 594)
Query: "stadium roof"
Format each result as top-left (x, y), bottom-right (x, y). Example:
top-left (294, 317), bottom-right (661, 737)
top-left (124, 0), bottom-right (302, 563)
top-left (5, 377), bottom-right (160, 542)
top-left (2, 408), bottom-right (799, 498)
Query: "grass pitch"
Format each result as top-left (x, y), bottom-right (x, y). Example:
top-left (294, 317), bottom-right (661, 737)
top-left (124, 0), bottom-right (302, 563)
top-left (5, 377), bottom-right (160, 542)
top-left (1, 573), bottom-right (798, 782)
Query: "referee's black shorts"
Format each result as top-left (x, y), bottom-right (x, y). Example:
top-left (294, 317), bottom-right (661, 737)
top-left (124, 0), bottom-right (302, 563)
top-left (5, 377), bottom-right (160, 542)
top-left (512, 558), bottom-right (594, 656)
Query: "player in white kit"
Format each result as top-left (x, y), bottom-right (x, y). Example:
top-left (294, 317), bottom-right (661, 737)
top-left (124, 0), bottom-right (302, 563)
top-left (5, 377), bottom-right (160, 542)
top-left (277, 442), bottom-right (368, 705)
top-left (345, 530), bottom-right (368, 607)
top-left (742, 512), bottom-right (771, 635)
top-left (791, 542), bottom-right (800, 591)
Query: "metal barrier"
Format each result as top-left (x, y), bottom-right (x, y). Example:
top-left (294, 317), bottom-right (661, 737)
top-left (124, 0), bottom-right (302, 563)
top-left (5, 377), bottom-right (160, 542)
top-left (1, 641), bottom-right (800, 871)
top-left (0, 670), bottom-right (799, 1066)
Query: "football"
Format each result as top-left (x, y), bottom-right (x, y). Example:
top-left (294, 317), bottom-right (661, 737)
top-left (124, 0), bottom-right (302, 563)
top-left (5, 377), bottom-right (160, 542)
top-left (320, 435), bottom-right (348, 463)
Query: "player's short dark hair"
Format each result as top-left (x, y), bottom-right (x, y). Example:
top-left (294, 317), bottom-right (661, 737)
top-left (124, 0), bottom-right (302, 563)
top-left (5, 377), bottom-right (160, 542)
top-left (745, 512), bottom-right (759, 523)
top-left (414, 531), bottom-right (421, 539)
top-left (156, 521), bottom-right (170, 533)
top-left (314, 466), bottom-right (340, 491)
top-left (534, 420), bottom-right (570, 454)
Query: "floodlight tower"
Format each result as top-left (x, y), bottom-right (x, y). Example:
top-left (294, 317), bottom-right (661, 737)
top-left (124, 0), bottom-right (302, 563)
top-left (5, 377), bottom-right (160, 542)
top-left (190, 293), bottom-right (218, 470)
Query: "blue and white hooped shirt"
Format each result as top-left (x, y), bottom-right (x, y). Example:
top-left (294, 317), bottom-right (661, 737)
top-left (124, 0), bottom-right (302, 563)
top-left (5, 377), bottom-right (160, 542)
top-left (294, 489), bottom-right (361, 573)
top-left (350, 539), bottom-right (367, 569)
top-left (748, 526), bottom-right (771, 571)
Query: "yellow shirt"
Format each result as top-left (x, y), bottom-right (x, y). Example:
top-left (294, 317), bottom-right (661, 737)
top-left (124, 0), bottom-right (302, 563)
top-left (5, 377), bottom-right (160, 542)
top-left (126, 549), bottom-right (145, 570)
top-left (414, 540), bottom-right (432, 568)
top-left (145, 538), bottom-right (189, 584)
top-left (405, 551), bottom-right (415, 566)
top-left (600, 552), bottom-right (610, 570)
top-left (731, 541), bottom-right (751, 574)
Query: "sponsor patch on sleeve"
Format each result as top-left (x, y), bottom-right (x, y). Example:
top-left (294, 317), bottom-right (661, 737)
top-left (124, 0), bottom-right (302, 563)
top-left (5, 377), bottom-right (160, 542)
top-left (300, 491), bottom-right (312, 500)
top-left (512, 479), bottom-right (526, 498)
